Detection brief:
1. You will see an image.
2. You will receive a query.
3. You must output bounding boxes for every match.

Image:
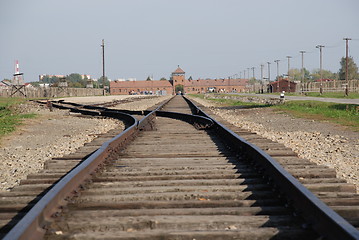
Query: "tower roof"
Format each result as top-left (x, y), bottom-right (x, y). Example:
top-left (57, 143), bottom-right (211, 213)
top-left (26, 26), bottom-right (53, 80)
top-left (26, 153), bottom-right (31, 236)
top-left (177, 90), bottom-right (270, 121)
top-left (173, 65), bottom-right (185, 74)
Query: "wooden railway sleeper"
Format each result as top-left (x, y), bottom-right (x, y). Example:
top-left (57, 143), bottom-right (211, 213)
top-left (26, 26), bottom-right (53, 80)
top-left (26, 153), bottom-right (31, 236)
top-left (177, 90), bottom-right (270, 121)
top-left (2, 96), bottom-right (359, 240)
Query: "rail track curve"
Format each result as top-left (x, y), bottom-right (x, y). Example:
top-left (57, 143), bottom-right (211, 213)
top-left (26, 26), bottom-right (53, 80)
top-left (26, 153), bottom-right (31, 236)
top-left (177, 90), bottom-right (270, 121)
top-left (1, 95), bottom-right (358, 240)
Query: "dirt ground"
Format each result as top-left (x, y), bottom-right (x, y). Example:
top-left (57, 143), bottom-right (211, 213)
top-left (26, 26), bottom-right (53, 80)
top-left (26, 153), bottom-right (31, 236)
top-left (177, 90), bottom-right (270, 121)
top-left (0, 102), bottom-right (123, 191)
top-left (1, 95), bottom-right (358, 193)
top-left (190, 96), bottom-right (359, 192)
top-left (0, 95), bottom-right (171, 191)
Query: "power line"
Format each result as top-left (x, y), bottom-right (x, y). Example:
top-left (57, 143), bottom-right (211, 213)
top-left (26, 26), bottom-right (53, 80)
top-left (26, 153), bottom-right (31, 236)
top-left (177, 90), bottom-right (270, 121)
top-left (325, 41), bottom-right (342, 48)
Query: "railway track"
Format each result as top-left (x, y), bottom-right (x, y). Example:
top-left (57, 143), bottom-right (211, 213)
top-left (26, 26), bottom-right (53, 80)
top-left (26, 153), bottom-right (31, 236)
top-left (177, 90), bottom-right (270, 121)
top-left (1, 95), bottom-right (359, 239)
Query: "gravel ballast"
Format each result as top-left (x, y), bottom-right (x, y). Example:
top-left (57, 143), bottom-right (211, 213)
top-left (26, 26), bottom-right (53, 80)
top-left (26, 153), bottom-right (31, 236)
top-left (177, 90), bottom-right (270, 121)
top-left (0, 96), bottom-right (170, 192)
top-left (190, 96), bottom-right (359, 192)
top-left (1, 95), bottom-right (357, 193)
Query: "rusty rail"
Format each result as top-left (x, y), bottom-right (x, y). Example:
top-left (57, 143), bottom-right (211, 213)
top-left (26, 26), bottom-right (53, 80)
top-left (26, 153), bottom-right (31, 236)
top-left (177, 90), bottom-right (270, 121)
top-left (6, 96), bottom-right (359, 240)
top-left (3, 108), bottom-right (138, 240)
top-left (4, 97), bottom-right (213, 240)
top-left (184, 96), bottom-right (359, 240)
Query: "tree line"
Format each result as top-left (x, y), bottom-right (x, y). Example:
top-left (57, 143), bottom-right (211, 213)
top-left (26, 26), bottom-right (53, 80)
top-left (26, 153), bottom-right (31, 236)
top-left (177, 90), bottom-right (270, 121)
top-left (284, 56), bottom-right (358, 82)
top-left (34, 74), bottom-right (109, 88)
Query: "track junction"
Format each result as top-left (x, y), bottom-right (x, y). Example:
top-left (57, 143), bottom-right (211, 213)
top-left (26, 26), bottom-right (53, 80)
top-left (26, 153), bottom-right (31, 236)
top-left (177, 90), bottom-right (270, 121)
top-left (1, 95), bottom-right (358, 239)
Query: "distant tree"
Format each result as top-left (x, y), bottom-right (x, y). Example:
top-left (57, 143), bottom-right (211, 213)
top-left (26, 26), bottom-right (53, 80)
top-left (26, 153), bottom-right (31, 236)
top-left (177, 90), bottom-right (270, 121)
top-left (40, 75), bottom-right (59, 85)
top-left (160, 77), bottom-right (167, 81)
top-left (146, 76), bottom-right (152, 81)
top-left (310, 69), bottom-right (337, 81)
top-left (338, 56), bottom-right (359, 80)
top-left (289, 68), bottom-right (311, 81)
top-left (98, 76), bottom-right (109, 88)
top-left (288, 69), bottom-right (298, 80)
top-left (66, 73), bottom-right (86, 88)
top-left (70, 82), bottom-right (83, 88)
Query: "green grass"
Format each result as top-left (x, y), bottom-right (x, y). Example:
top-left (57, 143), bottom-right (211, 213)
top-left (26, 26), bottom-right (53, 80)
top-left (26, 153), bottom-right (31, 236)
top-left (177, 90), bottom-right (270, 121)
top-left (265, 92), bottom-right (359, 99)
top-left (189, 94), bottom-right (359, 130)
top-left (0, 98), bottom-right (36, 138)
top-left (273, 101), bottom-right (359, 130)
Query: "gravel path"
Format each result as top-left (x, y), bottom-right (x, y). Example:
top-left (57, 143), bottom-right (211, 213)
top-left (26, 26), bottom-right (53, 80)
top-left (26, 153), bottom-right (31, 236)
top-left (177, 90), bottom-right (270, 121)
top-left (189, 96), bottom-right (359, 192)
top-left (0, 96), bottom-right (170, 192)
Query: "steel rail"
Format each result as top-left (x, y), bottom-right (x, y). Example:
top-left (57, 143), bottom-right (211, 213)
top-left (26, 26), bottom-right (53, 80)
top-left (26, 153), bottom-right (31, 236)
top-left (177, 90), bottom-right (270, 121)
top-left (3, 108), bottom-right (138, 240)
top-left (156, 111), bottom-right (213, 130)
top-left (183, 96), bottom-right (359, 240)
top-left (4, 96), bottom-right (214, 240)
top-left (4, 97), bottom-right (165, 240)
top-left (8, 96), bottom-right (358, 239)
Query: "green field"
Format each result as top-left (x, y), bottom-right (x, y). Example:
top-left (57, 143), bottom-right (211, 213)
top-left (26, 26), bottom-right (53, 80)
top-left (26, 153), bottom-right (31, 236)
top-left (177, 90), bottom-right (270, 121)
top-left (0, 98), bottom-right (36, 138)
top-left (190, 94), bottom-right (359, 131)
top-left (267, 92), bottom-right (359, 99)
top-left (273, 101), bottom-right (358, 130)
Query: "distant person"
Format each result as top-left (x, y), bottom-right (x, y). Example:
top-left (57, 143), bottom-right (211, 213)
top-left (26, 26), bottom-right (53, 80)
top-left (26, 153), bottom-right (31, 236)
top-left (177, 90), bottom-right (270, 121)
top-left (280, 91), bottom-right (285, 99)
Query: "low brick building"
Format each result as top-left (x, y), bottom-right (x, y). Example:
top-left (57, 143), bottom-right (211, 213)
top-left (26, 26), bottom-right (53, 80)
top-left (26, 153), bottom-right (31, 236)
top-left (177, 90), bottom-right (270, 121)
top-left (110, 79), bottom-right (173, 95)
top-left (269, 79), bottom-right (297, 93)
top-left (110, 66), bottom-right (249, 95)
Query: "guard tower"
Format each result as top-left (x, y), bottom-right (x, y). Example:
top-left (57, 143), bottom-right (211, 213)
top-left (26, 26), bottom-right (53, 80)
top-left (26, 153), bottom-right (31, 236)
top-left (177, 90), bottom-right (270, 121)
top-left (10, 60), bottom-right (26, 97)
top-left (57, 77), bottom-right (68, 96)
top-left (171, 65), bottom-right (186, 94)
top-left (86, 79), bottom-right (94, 88)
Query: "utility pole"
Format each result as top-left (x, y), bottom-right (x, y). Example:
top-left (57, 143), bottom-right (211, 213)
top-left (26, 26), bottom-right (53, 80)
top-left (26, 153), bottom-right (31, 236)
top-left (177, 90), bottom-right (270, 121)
top-left (316, 45), bottom-right (325, 94)
top-left (260, 64), bottom-right (264, 93)
top-left (101, 39), bottom-right (105, 94)
top-left (251, 67), bottom-right (255, 93)
top-left (267, 62), bottom-right (271, 92)
top-left (267, 62), bottom-right (271, 82)
top-left (343, 37), bottom-right (351, 96)
top-left (300, 51), bottom-right (306, 93)
top-left (243, 70), bottom-right (246, 80)
top-left (274, 60), bottom-right (280, 92)
top-left (286, 56), bottom-right (292, 92)
top-left (240, 71), bottom-right (242, 79)
top-left (247, 68), bottom-right (250, 79)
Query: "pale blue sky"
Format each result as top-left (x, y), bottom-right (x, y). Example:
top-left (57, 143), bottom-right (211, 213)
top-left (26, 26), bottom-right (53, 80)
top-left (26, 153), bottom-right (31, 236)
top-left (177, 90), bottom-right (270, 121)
top-left (1, 0), bottom-right (358, 82)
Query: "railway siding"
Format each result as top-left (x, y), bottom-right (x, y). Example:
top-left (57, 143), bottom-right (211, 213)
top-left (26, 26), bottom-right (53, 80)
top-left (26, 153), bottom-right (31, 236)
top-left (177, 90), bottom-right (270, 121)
top-left (190, 97), bottom-right (359, 232)
top-left (44, 113), bottom-right (318, 239)
top-left (1, 96), bottom-right (358, 239)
